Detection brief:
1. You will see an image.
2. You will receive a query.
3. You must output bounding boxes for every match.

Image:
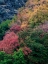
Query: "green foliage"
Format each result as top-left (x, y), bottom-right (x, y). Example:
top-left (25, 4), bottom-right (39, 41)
top-left (0, 1), bottom-right (48, 64)
top-left (25, 30), bottom-right (48, 48)
top-left (21, 29), bottom-right (48, 64)
top-left (0, 51), bottom-right (13, 64)
top-left (13, 49), bottom-right (26, 64)
top-left (0, 20), bottom-right (11, 40)
top-left (28, 42), bottom-right (47, 64)
top-left (0, 20), bottom-right (11, 30)
top-left (30, 30), bottom-right (43, 43)
top-left (0, 49), bottom-right (27, 64)
top-left (0, 15), bottom-right (17, 40)
top-left (42, 33), bottom-right (48, 48)
top-left (18, 30), bottom-right (29, 40)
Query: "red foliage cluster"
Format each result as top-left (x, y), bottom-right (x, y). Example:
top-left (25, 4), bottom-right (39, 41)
top-left (10, 25), bottom-right (21, 32)
top-left (23, 47), bottom-right (32, 56)
top-left (0, 32), bottom-right (20, 54)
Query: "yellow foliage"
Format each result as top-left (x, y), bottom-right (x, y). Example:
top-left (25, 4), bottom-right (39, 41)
top-left (21, 21), bottom-right (28, 29)
top-left (17, 0), bottom-right (48, 28)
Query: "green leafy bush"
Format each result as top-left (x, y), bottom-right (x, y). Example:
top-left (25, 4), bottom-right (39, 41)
top-left (25, 30), bottom-right (48, 47)
top-left (13, 49), bottom-right (27, 64)
top-left (18, 29), bottom-right (29, 40)
top-left (0, 20), bottom-right (11, 40)
top-left (0, 49), bottom-right (27, 64)
top-left (0, 51), bottom-right (13, 64)
top-left (22, 29), bottom-right (48, 64)
top-left (0, 15), bottom-right (17, 40)
top-left (28, 42), bottom-right (47, 64)
top-left (42, 33), bottom-right (48, 48)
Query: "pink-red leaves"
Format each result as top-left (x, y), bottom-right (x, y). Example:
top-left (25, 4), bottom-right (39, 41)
top-left (0, 32), bottom-right (20, 54)
top-left (10, 25), bottom-right (21, 32)
top-left (23, 47), bottom-right (32, 56)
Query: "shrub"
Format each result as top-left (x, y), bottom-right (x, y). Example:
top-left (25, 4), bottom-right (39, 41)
top-left (0, 16), bottom-right (17, 40)
top-left (42, 33), bottom-right (48, 48)
top-left (0, 49), bottom-right (27, 64)
top-left (23, 47), bottom-right (32, 56)
top-left (0, 51), bottom-right (13, 64)
top-left (12, 49), bottom-right (27, 64)
top-left (28, 42), bottom-right (47, 64)
top-left (0, 20), bottom-right (11, 40)
top-left (29, 5), bottom-right (48, 28)
top-left (0, 32), bottom-right (19, 54)
top-left (25, 30), bottom-right (48, 44)
top-left (25, 30), bottom-right (48, 50)
top-left (30, 30), bottom-right (43, 43)
top-left (22, 29), bottom-right (48, 64)
top-left (0, 29), bottom-right (5, 40)
top-left (24, 30), bottom-right (43, 46)
top-left (18, 29), bottom-right (29, 40)
top-left (10, 25), bottom-right (21, 32)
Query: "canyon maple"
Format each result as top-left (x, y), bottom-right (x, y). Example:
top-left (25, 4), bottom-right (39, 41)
top-left (0, 32), bottom-right (20, 54)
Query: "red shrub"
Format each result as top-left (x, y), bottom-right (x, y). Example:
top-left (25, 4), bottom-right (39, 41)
top-left (10, 25), bottom-right (21, 32)
top-left (23, 47), bottom-right (32, 56)
top-left (0, 32), bottom-right (20, 54)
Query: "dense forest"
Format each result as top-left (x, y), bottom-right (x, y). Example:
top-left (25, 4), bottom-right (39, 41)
top-left (0, 0), bottom-right (48, 64)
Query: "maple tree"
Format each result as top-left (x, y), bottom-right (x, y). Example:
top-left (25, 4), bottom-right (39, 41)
top-left (0, 32), bottom-right (20, 54)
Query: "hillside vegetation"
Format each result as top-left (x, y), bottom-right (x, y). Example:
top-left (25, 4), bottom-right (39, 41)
top-left (0, 0), bottom-right (48, 64)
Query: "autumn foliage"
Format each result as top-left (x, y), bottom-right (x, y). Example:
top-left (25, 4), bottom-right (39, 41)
top-left (10, 25), bottom-right (21, 32)
top-left (0, 31), bottom-right (32, 55)
top-left (0, 32), bottom-right (19, 54)
top-left (23, 47), bottom-right (32, 55)
top-left (0, 0), bottom-right (48, 64)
